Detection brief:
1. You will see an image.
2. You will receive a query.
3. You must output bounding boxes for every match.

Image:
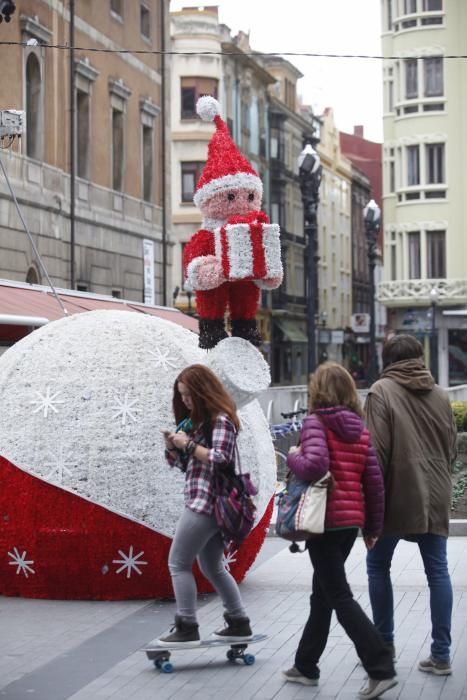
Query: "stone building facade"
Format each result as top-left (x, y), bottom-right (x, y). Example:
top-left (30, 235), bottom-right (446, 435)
top-left (262, 56), bottom-right (316, 385)
top-left (169, 7), bottom-right (274, 329)
top-left (0, 0), bottom-right (169, 304)
top-left (380, 0), bottom-right (467, 387)
top-left (316, 108), bottom-right (352, 366)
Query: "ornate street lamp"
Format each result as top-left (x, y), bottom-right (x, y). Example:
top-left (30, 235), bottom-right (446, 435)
top-left (0, 1), bottom-right (16, 23)
top-left (429, 286), bottom-right (439, 380)
top-left (363, 199), bottom-right (381, 384)
top-left (298, 143), bottom-right (322, 376)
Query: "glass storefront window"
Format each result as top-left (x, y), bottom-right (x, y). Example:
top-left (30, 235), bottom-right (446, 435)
top-left (448, 330), bottom-right (467, 386)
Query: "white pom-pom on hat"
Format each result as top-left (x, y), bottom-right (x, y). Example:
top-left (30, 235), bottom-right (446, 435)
top-left (196, 95), bottom-right (220, 122)
top-left (192, 93), bottom-right (263, 208)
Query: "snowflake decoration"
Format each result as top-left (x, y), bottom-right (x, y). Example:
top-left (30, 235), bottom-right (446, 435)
top-left (112, 546), bottom-right (148, 578)
top-left (111, 392), bottom-right (139, 426)
top-left (148, 346), bottom-right (178, 372)
top-left (222, 548), bottom-right (238, 572)
top-left (8, 547), bottom-right (35, 578)
top-left (30, 387), bottom-right (65, 418)
top-left (44, 446), bottom-right (74, 483)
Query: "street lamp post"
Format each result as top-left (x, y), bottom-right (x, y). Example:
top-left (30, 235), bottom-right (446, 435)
top-left (363, 199), bottom-right (381, 385)
top-left (429, 286), bottom-right (439, 380)
top-left (299, 144), bottom-right (322, 377)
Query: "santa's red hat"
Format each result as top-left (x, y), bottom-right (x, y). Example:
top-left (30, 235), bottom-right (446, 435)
top-left (193, 96), bottom-right (263, 208)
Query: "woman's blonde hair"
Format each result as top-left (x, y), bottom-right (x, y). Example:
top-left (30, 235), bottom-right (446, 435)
top-left (308, 361), bottom-right (363, 417)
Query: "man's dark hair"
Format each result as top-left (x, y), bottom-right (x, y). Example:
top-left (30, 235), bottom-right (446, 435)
top-left (382, 333), bottom-right (424, 368)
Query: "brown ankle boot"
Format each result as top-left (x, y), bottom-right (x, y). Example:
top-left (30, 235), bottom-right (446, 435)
top-left (213, 613), bottom-right (253, 641)
top-left (157, 614), bottom-right (201, 647)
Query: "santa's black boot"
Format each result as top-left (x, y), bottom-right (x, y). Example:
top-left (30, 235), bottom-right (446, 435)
top-left (231, 319), bottom-right (263, 347)
top-left (198, 319), bottom-right (228, 349)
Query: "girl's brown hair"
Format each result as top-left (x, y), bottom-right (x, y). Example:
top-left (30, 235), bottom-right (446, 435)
top-left (173, 364), bottom-right (240, 431)
top-left (308, 362), bottom-right (363, 417)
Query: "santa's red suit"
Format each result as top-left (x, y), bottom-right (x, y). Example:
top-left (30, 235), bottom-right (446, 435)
top-left (184, 221), bottom-right (261, 322)
top-left (184, 95), bottom-right (283, 349)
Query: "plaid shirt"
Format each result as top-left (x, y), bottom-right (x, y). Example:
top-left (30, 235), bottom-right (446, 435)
top-left (165, 413), bottom-right (237, 516)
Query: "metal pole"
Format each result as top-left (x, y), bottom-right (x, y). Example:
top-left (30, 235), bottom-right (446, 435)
top-left (301, 188), bottom-right (320, 376)
top-left (160, 0), bottom-right (167, 306)
top-left (306, 215), bottom-right (317, 375)
top-left (431, 302), bottom-right (436, 380)
top-left (299, 147), bottom-right (321, 377)
top-left (368, 243), bottom-right (377, 384)
top-left (69, 0), bottom-right (76, 289)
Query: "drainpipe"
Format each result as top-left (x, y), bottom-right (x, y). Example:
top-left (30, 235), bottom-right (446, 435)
top-left (69, 0), bottom-right (76, 289)
top-left (160, 0), bottom-right (167, 306)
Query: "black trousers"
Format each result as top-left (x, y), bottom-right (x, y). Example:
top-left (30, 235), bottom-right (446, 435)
top-left (295, 529), bottom-right (395, 681)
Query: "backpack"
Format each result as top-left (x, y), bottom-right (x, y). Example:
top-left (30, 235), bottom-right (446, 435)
top-left (203, 421), bottom-right (258, 546)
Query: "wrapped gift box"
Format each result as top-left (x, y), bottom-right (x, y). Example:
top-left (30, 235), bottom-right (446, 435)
top-left (214, 220), bottom-right (282, 281)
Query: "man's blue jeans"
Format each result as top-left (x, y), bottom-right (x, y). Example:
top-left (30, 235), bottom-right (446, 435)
top-left (366, 534), bottom-right (453, 662)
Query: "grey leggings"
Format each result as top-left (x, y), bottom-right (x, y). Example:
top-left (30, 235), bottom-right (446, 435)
top-left (168, 507), bottom-right (247, 623)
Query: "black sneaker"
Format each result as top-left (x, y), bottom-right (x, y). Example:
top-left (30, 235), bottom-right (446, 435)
top-left (156, 614), bottom-right (201, 648)
top-left (213, 613), bottom-right (253, 641)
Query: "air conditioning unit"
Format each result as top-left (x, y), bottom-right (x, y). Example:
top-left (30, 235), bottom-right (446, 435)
top-left (0, 109), bottom-right (25, 138)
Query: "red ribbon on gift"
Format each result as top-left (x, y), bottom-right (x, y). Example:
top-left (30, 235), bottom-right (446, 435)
top-left (221, 211), bottom-right (270, 280)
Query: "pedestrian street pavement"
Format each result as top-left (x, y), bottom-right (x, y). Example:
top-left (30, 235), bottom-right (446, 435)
top-left (1, 537), bottom-right (467, 700)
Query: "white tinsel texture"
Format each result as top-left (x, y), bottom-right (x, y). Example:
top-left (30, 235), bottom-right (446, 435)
top-left (0, 311), bottom-right (275, 537)
top-left (196, 95), bottom-right (220, 122)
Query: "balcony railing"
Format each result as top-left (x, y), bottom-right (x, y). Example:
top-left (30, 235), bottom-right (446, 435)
top-left (378, 278), bottom-right (467, 307)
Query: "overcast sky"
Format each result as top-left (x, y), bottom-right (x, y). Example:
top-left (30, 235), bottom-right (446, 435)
top-left (170, 0), bottom-right (384, 143)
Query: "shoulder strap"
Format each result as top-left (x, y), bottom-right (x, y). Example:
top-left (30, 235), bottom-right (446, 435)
top-left (201, 420), bottom-right (213, 446)
top-left (235, 444), bottom-right (243, 475)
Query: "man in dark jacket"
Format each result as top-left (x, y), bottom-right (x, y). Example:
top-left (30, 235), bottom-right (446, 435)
top-left (364, 334), bottom-right (457, 676)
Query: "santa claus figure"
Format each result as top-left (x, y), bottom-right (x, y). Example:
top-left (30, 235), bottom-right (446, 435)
top-left (184, 96), bottom-right (283, 350)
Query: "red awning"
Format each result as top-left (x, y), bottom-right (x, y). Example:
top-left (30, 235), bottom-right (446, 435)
top-left (0, 281), bottom-right (198, 340)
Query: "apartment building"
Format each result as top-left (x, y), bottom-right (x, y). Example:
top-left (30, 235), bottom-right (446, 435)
top-left (316, 108), bottom-right (352, 366)
top-left (340, 126), bottom-right (386, 376)
top-left (258, 56), bottom-right (316, 385)
top-left (0, 0), bottom-right (168, 303)
top-left (380, 0), bottom-right (467, 386)
top-left (169, 6), bottom-right (274, 335)
top-left (169, 7), bottom-right (320, 384)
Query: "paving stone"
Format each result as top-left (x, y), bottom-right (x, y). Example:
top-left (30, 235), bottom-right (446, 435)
top-left (1, 538), bottom-right (467, 699)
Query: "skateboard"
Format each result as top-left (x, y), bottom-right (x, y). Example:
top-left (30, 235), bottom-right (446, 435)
top-left (142, 633), bottom-right (267, 673)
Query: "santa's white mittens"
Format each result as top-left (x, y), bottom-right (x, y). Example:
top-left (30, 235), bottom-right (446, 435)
top-left (196, 95), bottom-right (221, 122)
top-left (186, 255), bottom-right (225, 291)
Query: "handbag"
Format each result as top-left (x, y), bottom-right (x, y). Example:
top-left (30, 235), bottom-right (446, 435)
top-left (212, 446), bottom-right (258, 546)
top-left (275, 471), bottom-right (331, 542)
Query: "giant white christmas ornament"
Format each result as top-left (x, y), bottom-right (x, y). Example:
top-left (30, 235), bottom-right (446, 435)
top-left (0, 310), bottom-right (276, 600)
top-left (204, 336), bottom-right (271, 408)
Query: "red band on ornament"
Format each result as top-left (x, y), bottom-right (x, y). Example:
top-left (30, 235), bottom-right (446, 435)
top-left (0, 456), bottom-right (274, 600)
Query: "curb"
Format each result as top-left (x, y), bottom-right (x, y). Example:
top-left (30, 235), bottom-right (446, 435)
top-left (450, 519), bottom-right (467, 535)
top-left (266, 519), bottom-right (467, 538)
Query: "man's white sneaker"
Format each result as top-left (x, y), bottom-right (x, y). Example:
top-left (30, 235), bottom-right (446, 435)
top-left (359, 676), bottom-right (398, 699)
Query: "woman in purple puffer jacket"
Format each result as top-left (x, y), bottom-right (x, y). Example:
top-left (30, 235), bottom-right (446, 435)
top-left (282, 363), bottom-right (397, 700)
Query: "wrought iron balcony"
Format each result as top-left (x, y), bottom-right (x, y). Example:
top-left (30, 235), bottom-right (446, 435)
top-left (377, 278), bottom-right (467, 307)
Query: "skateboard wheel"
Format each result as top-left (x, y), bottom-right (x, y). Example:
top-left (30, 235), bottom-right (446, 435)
top-left (243, 654), bottom-right (255, 666)
top-left (154, 658), bottom-right (162, 669)
top-left (161, 661), bottom-right (173, 673)
top-left (226, 649), bottom-right (236, 662)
